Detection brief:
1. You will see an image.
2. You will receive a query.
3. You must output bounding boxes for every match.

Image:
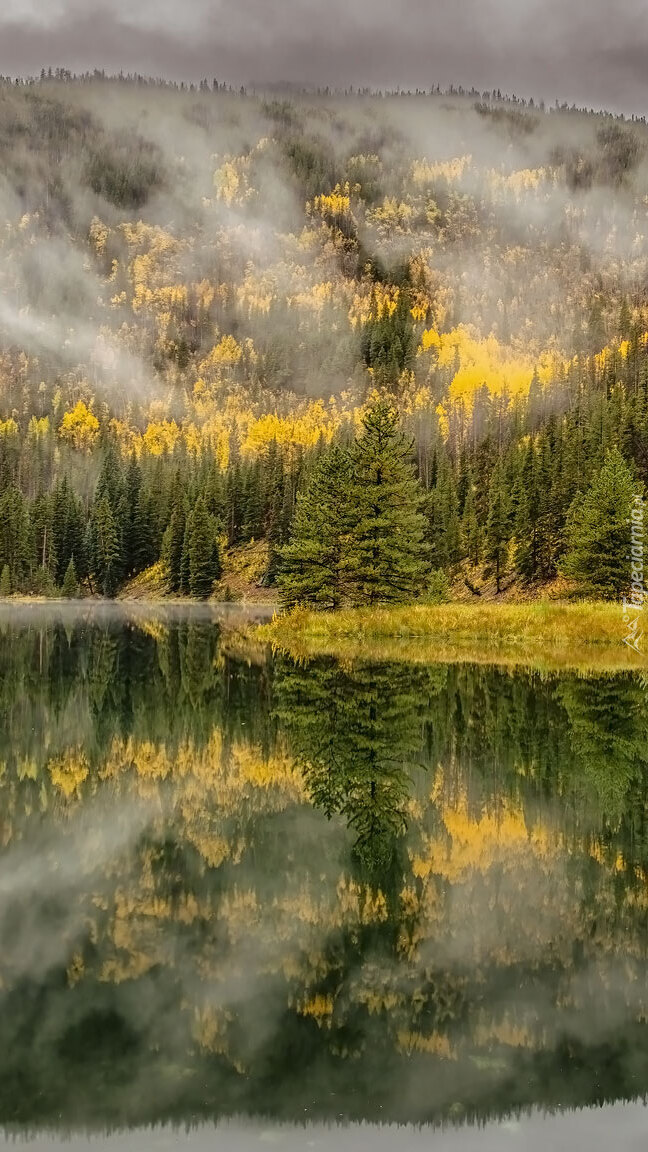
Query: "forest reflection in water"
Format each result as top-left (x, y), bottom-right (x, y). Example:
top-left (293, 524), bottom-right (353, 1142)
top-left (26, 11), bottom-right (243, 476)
top-left (0, 604), bottom-right (647, 1132)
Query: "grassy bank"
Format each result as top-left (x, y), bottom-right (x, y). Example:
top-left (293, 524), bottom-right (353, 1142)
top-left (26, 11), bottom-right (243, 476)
top-left (257, 601), bottom-right (648, 674)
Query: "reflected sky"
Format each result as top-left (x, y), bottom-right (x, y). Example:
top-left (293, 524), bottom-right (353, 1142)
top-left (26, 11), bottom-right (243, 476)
top-left (6, 1105), bottom-right (648, 1151)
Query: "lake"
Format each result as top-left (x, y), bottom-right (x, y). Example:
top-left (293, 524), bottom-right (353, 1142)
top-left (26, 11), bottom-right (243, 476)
top-left (0, 604), bottom-right (647, 1148)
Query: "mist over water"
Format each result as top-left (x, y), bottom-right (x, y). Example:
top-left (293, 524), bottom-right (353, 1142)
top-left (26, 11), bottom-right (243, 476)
top-left (3, 1104), bottom-right (648, 1151)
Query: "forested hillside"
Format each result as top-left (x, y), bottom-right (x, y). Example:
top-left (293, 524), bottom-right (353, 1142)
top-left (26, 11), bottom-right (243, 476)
top-left (0, 74), bottom-right (646, 599)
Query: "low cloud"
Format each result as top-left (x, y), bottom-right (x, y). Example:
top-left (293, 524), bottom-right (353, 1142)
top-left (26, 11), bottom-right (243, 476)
top-left (0, 0), bottom-right (647, 113)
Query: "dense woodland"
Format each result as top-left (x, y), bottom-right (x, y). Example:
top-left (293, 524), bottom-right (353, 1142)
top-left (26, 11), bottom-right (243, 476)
top-left (0, 75), bottom-right (647, 600)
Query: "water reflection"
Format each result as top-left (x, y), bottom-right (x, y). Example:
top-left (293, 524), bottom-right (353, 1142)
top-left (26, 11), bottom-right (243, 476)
top-left (0, 606), bottom-right (647, 1131)
top-left (274, 656), bottom-right (439, 871)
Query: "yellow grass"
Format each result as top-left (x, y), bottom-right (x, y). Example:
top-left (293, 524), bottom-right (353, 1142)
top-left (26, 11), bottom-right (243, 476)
top-left (256, 601), bottom-right (648, 675)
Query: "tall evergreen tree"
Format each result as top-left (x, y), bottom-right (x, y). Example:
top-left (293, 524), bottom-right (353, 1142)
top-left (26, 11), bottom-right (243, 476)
top-left (345, 402), bottom-right (431, 605)
top-left (0, 486), bottom-right (31, 590)
top-left (225, 463), bottom-right (243, 547)
top-left (52, 477), bottom-right (86, 585)
top-left (162, 500), bottom-right (187, 594)
top-left (91, 496), bottom-right (121, 597)
top-left (188, 497), bottom-right (221, 599)
top-left (180, 512), bottom-right (193, 594)
top-left (513, 440), bottom-right (543, 583)
top-left (278, 447), bottom-right (353, 608)
top-left (562, 447), bottom-right (640, 599)
top-left (461, 478), bottom-right (482, 567)
top-left (122, 454), bottom-right (149, 577)
top-left (130, 488), bottom-right (155, 576)
top-left (242, 460), bottom-right (265, 541)
top-left (427, 453), bottom-right (461, 570)
top-left (62, 558), bottom-right (78, 598)
top-left (485, 458), bottom-right (512, 593)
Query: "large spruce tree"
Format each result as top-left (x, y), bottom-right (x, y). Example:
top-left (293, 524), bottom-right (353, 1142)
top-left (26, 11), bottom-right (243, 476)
top-left (187, 497), bottom-right (221, 599)
top-left (277, 446), bottom-right (353, 608)
top-left (61, 558), bottom-right (78, 598)
top-left (562, 447), bottom-right (640, 598)
top-left (346, 402), bottom-right (431, 604)
top-left (279, 403), bottom-right (430, 609)
top-left (0, 486), bottom-right (31, 589)
top-left (485, 458), bottom-right (512, 594)
top-left (90, 496), bottom-right (121, 597)
top-left (162, 501), bottom-right (187, 594)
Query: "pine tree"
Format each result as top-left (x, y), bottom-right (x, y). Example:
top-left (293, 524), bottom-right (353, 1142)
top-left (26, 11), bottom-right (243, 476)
top-left (30, 491), bottom-right (56, 581)
top-left (485, 458), bottom-right (512, 593)
top-left (242, 460), bottom-right (264, 541)
top-left (52, 477), bottom-right (86, 584)
top-left (122, 454), bottom-right (149, 577)
top-left (180, 512), bottom-right (193, 594)
top-left (562, 447), bottom-right (640, 599)
top-left (461, 479), bottom-right (482, 566)
top-left (526, 369), bottom-right (545, 433)
top-left (92, 446), bottom-right (125, 590)
top-left (68, 495), bottom-right (88, 583)
top-left (0, 486), bottom-right (31, 591)
top-left (51, 476), bottom-right (70, 583)
top-left (130, 489), bottom-right (155, 575)
top-left (0, 564), bottom-right (10, 596)
top-left (204, 461), bottom-right (226, 523)
top-left (513, 440), bottom-right (542, 582)
top-left (91, 496), bottom-right (121, 597)
top-left (95, 443), bottom-right (124, 510)
top-left (278, 447), bottom-right (354, 608)
top-left (162, 501), bottom-right (186, 593)
top-left (225, 463), bottom-right (243, 546)
top-left (346, 403), bottom-right (431, 605)
top-left (62, 558), bottom-right (78, 598)
top-left (188, 497), bottom-right (221, 599)
top-left (427, 453), bottom-right (461, 570)
top-left (266, 446), bottom-right (288, 584)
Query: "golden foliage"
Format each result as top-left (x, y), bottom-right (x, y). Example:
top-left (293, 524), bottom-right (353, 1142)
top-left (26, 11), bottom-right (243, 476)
top-left (142, 420), bottom-right (181, 456)
top-left (411, 155), bottom-right (471, 185)
top-left (366, 197), bottom-right (415, 236)
top-left (58, 401), bottom-right (100, 451)
top-left (0, 418), bottom-right (19, 440)
top-left (420, 325), bottom-right (537, 400)
top-left (308, 184), bottom-right (353, 220)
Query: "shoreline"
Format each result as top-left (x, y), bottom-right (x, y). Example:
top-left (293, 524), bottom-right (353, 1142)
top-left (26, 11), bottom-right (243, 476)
top-left (2, 597), bottom-right (646, 674)
top-left (254, 601), bottom-right (648, 673)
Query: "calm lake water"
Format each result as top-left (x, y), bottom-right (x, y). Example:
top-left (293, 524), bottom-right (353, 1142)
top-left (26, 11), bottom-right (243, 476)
top-left (1, 604), bottom-right (647, 1148)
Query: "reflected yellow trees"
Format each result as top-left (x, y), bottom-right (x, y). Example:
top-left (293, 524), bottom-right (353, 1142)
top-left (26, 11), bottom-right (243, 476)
top-left (0, 609), bottom-right (647, 1126)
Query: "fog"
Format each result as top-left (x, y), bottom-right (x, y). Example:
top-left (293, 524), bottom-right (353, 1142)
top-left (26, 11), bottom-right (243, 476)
top-left (0, 79), bottom-right (647, 419)
top-left (1, 0), bottom-right (648, 114)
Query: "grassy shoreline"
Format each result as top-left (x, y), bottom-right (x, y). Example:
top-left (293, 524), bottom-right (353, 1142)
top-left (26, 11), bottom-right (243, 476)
top-left (2, 595), bottom-right (646, 674)
top-left (256, 601), bottom-right (648, 673)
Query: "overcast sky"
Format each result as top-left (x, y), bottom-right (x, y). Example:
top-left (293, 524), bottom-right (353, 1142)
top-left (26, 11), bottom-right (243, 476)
top-left (0, 0), bottom-right (645, 114)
